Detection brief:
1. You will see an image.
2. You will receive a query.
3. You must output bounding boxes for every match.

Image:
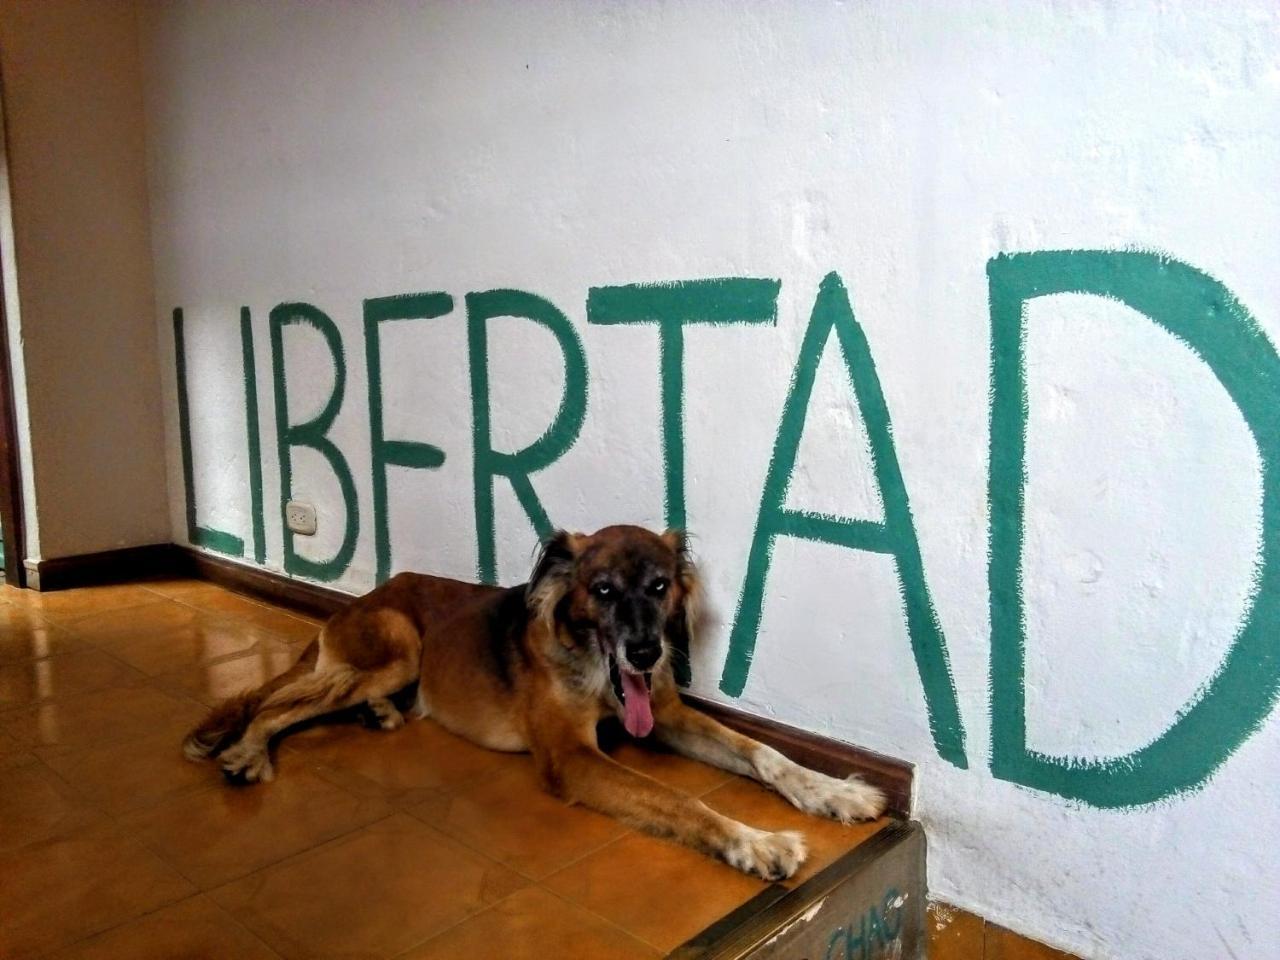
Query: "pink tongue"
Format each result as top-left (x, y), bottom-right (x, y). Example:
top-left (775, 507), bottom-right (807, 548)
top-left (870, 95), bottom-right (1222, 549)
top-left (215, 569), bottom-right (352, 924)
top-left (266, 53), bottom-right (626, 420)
top-left (620, 670), bottom-right (654, 738)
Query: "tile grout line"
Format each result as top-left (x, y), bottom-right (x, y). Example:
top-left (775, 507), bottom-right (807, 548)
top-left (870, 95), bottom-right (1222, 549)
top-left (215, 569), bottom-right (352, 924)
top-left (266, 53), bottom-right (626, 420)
top-left (134, 787), bottom-right (402, 894)
top-left (7, 582), bottom-right (359, 958)
top-left (385, 881), bottom-right (663, 960)
top-left (133, 584), bottom-right (320, 641)
top-left (138, 580), bottom-right (323, 629)
top-left (212, 810), bottom-right (511, 960)
top-left (539, 882), bottom-right (668, 957)
top-left (530, 827), bottom-right (769, 956)
top-left (365, 802), bottom-right (644, 957)
top-left (10, 581), bottom-right (762, 959)
top-left (27, 891), bottom-right (286, 960)
top-left (36, 597), bottom-right (173, 630)
top-left (384, 885), bottom-right (529, 960)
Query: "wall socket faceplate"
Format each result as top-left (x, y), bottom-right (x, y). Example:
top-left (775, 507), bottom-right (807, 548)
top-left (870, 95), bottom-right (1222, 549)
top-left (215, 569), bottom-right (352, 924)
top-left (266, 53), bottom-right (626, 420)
top-left (284, 500), bottom-right (317, 536)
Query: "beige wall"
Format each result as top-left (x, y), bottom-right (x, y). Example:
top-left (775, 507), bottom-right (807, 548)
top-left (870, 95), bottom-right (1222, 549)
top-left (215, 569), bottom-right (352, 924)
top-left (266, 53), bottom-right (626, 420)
top-left (0, 0), bottom-right (168, 563)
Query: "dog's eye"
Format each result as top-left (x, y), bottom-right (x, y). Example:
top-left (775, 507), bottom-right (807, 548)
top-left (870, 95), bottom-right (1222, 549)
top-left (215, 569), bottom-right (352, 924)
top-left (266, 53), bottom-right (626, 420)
top-left (648, 578), bottom-right (670, 596)
top-left (590, 582), bottom-right (615, 600)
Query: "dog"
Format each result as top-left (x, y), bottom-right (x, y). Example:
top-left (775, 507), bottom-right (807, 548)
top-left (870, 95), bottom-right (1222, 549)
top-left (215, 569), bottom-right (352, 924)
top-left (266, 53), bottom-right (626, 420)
top-left (183, 525), bottom-right (885, 879)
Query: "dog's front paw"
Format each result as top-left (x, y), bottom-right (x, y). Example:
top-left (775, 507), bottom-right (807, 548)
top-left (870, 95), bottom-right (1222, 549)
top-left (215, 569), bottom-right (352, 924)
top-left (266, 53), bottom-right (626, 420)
top-left (219, 741), bottom-right (274, 784)
top-left (789, 773), bottom-right (886, 824)
top-left (722, 825), bottom-right (807, 881)
top-left (756, 748), bottom-right (885, 823)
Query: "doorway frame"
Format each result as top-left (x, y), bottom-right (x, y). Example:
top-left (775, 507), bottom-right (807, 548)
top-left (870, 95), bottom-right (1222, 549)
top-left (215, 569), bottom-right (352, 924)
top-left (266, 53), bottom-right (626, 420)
top-left (0, 65), bottom-right (27, 588)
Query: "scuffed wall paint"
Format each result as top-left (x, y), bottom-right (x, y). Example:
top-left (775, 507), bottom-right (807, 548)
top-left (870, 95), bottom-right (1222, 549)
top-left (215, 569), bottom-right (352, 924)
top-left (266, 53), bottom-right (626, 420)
top-left (142, 2), bottom-right (1280, 957)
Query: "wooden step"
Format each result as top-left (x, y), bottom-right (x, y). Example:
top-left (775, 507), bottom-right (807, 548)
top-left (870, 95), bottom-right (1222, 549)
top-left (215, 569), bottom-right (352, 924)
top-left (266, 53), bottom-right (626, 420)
top-left (672, 820), bottom-right (926, 959)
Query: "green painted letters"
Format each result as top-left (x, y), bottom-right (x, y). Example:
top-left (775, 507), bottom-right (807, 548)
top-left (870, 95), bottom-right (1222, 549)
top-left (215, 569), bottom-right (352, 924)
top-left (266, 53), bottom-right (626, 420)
top-left (364, 293), bottom-right (453, 583)
top-left (466, 290), bottom-right (587, 584)
top-left (240, 307), bottom-right (266, 564)
top-left (719, 273), bottom-right (968, 769)
top-left (587, 278), bottom-right (780, 529)
top-left (269, 303), bottom-right (359, 582)
top-left (172, 307), bottom-right (245, 557)
top-left (988, 249), bottom-right (1280, 806)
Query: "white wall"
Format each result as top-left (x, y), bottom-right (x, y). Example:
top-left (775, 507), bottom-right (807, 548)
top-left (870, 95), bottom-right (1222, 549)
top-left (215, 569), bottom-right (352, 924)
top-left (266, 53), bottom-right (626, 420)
top-left (0, 0), bottom-right (170, 564)
top-left (142, 3), bottom-right (1280, 957)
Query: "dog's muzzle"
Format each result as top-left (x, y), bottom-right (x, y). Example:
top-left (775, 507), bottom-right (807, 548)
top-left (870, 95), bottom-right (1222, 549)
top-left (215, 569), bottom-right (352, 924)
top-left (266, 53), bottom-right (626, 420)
top-left (625, 641), bottom-right (662, 672)
top-left (602, 641), bottom-right (655, 738)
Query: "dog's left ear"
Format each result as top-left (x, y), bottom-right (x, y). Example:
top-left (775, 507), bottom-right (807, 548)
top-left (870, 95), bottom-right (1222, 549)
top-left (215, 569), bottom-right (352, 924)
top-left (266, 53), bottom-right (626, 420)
top-left (662, 529), bottom-right (702, 687)
top-left (527, 530), bottom-right (582, 633)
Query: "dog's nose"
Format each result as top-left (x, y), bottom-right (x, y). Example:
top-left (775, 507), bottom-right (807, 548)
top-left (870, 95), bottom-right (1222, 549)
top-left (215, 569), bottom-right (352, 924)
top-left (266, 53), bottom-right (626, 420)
top-left (626, 643), bottom-right (661, 671)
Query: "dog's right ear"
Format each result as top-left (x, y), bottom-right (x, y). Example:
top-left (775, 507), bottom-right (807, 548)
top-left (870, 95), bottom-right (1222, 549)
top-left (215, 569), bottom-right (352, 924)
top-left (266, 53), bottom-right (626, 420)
top-left (527, 530), bottom-right (581, 632)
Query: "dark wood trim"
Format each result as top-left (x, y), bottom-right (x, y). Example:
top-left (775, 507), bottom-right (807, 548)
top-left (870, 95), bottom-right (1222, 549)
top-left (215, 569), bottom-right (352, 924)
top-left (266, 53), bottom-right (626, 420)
top-left (0, 65), bottom-right (27, 588)
top-left (668, 885), bottom-right (791, 959)
top-left (33, 543), bottom-right (185, 591)
top-left (173, 546), bottom-right (914, 813)
top-left (681, 695), bottom-right (913, 818)
top-left (669, 820), bottom-right (923, 958)
top-left (176, 546), bottom-right (353, 619)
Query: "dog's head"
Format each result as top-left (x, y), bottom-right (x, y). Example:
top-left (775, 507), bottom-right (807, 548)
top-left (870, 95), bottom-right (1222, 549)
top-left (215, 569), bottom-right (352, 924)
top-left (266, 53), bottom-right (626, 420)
top-left (526, 524), bottom-right (701, 737)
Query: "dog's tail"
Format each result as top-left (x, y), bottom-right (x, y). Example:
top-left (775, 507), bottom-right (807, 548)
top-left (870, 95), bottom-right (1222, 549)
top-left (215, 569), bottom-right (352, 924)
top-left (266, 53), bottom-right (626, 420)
top-left (182, 637), bottom-right (321, 761)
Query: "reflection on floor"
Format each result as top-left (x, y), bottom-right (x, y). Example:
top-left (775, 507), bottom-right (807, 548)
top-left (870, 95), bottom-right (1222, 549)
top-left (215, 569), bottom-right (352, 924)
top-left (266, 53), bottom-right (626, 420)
top-left (1, 576), bottom-right (905, 959)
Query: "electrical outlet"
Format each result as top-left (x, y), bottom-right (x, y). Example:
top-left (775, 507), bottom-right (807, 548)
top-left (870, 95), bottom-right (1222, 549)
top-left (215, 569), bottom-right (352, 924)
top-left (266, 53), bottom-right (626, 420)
top-left (284, 500), bottom-right (317, 536)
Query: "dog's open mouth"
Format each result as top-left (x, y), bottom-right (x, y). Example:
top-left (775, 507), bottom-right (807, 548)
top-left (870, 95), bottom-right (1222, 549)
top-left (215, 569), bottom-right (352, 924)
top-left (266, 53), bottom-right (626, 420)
top-left (607, 652), bottom-right (654, 738)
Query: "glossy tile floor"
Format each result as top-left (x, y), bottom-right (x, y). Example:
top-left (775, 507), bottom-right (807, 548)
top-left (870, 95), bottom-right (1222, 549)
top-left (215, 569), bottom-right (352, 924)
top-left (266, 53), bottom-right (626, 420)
top-left (928, 903), bottom-right (1082, 960)
top-left (0, 577), bottom-right (895, 959)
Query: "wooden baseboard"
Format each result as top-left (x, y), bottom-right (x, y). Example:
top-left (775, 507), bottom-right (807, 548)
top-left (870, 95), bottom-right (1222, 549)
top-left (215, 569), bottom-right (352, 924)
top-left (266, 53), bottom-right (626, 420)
top-left (681, 695), bottom-right (913, 817)
top-left (40, 542), bottom-right (912, 814)
top-left (175, 547), bottom-right (354, 619)
top-left (32, 543), bottom-right (186, 591)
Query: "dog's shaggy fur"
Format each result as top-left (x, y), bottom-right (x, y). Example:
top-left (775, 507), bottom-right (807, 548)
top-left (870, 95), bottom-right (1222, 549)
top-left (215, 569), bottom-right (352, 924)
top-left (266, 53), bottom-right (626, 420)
top-left (184, 525), bottom-right (885, 879)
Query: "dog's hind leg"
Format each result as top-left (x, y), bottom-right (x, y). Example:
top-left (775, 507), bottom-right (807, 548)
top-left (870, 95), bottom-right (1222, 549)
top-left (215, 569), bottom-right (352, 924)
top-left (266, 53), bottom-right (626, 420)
top-left (219, 658), bottom-right (417, 782)
top-left (365, 696), bottom-right (405, 731)
top-left (183, 637), bottom-right (320, 762)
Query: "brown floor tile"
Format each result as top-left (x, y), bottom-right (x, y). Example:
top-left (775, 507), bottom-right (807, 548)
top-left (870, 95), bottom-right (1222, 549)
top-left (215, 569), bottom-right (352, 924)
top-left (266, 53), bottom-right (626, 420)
top-left (402, 886), bottom-right (658, 960)
top-left (544, 831), bottom-right (767, 953)
top-left (2, 683), bottom-right (204, 753)
top-left (140, 578), bottom-right (234, 603)
top-left (606, 741), bottom-right (734, 797)
top-left (0, 605), bottom-right (85, 663)
top-left (283, 716), bottom-right (508, 805)
top-left (9, 583), bottom-right (161, 623)
top-left (40, 727), bottom-right (215, 816)
top-left (0, 726), bottom-right (30, 765)
top-left (701, 777), bottom-right (890, 886)
top-left (0, 576), bottom-right (907, 959)
top-left (152, 642), bottom-right (301, 707)
top-left (0, 823), bottom-right (195, 959)
top-left (85, 618), bottom-right (288, 677)
top-left (0, 648), bottom-right (145, 709)
top-left (144, 580), bottom-right (322, 643)
top-left (47, 895), bottom-right (283, 960)
top-left (140, 577), bottom-right (227, 599)
top-left (64, 598), bottom-right (208, 646)
top-left (986, 922), bottom-right (1081, 960)
top-left (237, 605), bottom-right (323, 643)
top-left (122, 767), bottom-right (391, 888)
top-left (411, 754), bottom-right (626, 879)
top-left (0, 757), bottom-right (107, 853)
top-left (928, 901), bottom-right (987, 960)
top-left (211, 812), bottom-right (526, 960)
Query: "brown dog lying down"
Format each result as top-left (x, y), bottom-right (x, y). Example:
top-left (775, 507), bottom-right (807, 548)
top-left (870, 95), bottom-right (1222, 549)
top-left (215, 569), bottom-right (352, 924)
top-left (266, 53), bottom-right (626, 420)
top-left (184, 525), bottom-right (885, 880)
